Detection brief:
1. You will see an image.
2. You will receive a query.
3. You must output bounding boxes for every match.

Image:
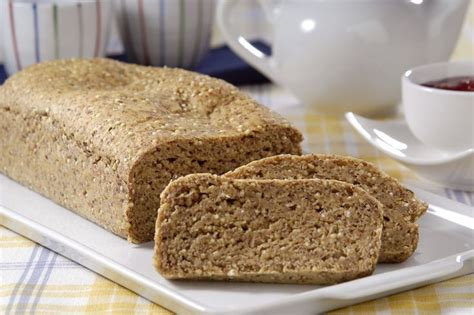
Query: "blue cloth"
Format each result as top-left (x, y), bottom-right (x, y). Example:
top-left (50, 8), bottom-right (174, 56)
top-left (0, 42), bottom-right (271, 86)
top-left (0, 66), bottom-right (6, 85)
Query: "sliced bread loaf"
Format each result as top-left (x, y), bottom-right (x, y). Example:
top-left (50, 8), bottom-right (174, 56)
top-left (154, 174), bottom-right (383, 284)
top-left (224, 154), bottom-right (428, 263)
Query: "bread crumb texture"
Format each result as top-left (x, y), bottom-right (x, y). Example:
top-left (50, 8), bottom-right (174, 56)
top-left (225, 154), bottom-right (428, 263)
top-left (154, 174), bottom-right (383, 284)
top-left (0, 58), bottom-right (302, 243)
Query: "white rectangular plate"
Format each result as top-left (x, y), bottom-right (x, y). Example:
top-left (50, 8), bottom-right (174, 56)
top-left (1, 173), bottom-right (473, 315)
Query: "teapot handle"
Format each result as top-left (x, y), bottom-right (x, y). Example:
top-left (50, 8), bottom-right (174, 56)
top-left (216, 0), bottom-right (279, 84)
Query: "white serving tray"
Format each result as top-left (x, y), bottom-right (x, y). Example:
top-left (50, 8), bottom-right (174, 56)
top-left (1, 173), bottom-right (473, 315)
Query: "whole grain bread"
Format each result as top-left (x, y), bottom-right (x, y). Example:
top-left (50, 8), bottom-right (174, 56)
top-left (0, 58), bottom-right (302, 243)
top-left (154, 174), bottom-right (383, 284)
top-left (225, 154), bottom-right (428, 263)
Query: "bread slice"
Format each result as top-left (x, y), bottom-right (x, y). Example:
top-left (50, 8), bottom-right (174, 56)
top-left (225, 154), bottom-right (428, 263)
top-left (154, 174), bottom-right (383, 284)
top-left (0, 58), bottom-right (302, 243)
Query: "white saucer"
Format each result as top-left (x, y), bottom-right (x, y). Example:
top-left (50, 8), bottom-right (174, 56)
top-left (345, 112), bottom-right (474, 191)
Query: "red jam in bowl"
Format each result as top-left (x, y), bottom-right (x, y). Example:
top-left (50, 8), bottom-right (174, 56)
top-left (422, 76), bottom-right (474, 92)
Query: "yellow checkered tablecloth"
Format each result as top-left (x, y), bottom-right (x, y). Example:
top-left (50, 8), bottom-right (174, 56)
top-left (1, 4), bottom-right (474, 315)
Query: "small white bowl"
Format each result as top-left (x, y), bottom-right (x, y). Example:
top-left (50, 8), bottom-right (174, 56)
top-left (402, 60), bottom-right (474, 152)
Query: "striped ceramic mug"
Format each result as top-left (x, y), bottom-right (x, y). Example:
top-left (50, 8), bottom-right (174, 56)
top-left (0, 0), bottom-right (113, 75)
top-left (116, 0), bottom-right (215, 69)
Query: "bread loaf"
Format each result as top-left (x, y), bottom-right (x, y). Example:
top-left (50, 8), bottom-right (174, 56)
top-left (154, 174), bottom-right (383, 284)
top-left (0, 59), bottom-right (302, 243)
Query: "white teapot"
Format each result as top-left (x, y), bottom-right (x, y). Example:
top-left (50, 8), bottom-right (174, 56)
top-left (218, 0), bottom-right (469, 116)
